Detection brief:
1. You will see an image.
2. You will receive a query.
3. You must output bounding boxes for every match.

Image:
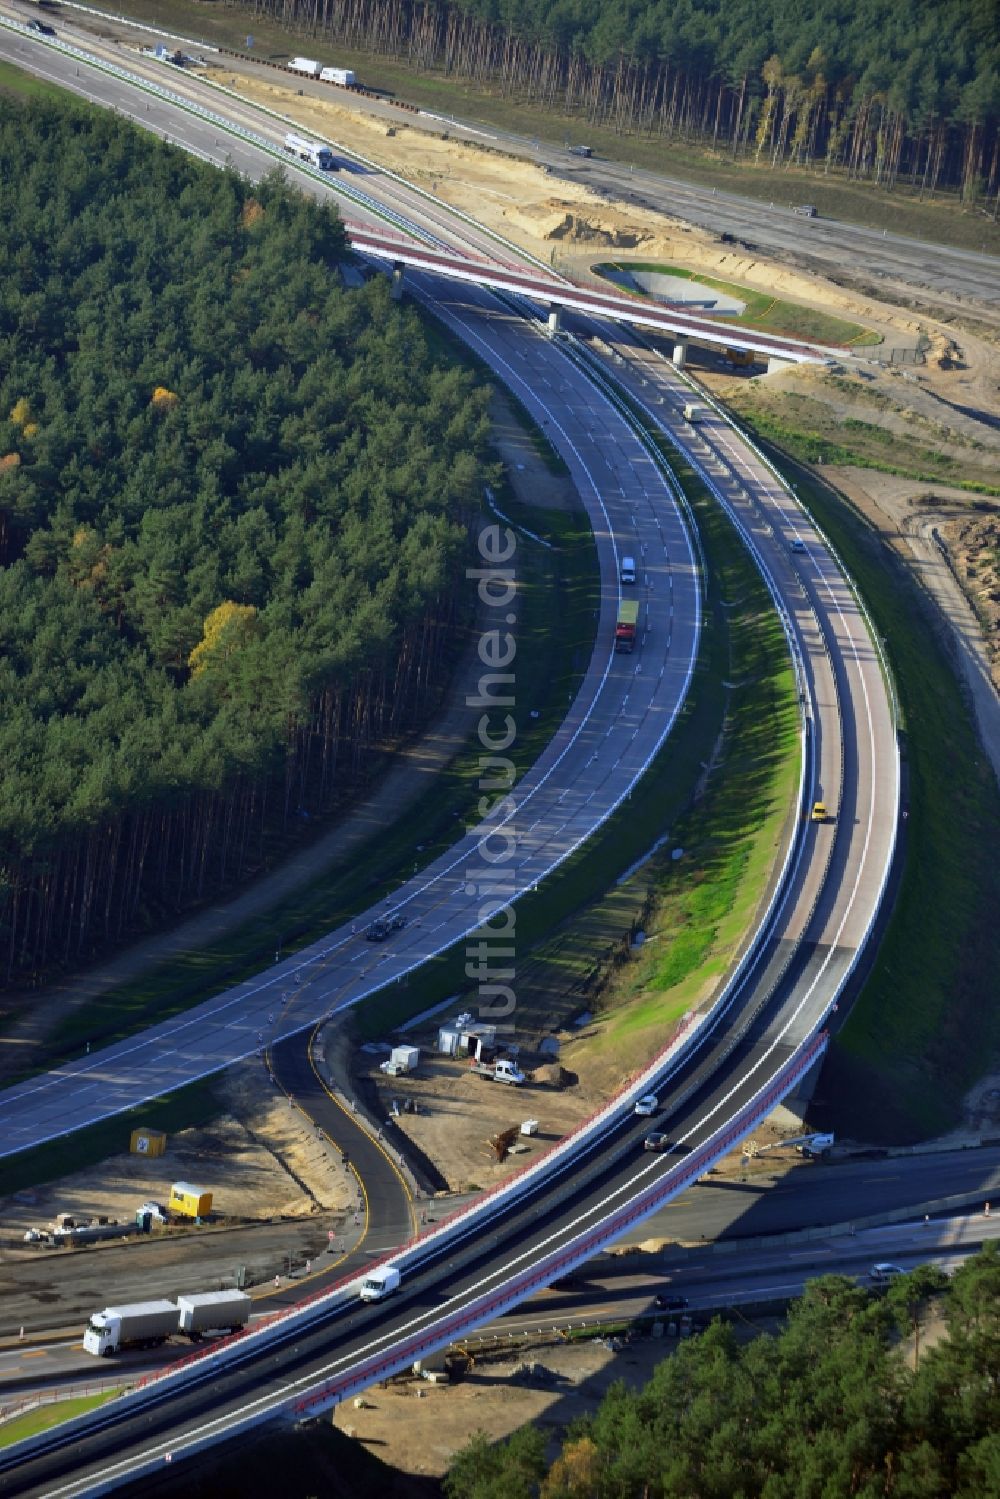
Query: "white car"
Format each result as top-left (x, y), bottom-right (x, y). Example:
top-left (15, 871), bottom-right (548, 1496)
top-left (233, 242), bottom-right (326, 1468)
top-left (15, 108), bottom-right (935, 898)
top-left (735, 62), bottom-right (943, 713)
top-left (633, 1094), bottom-right (658, 1117)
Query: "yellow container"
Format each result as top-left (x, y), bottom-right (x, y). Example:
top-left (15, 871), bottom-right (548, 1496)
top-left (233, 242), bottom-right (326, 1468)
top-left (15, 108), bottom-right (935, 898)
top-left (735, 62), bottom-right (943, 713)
top-left (129, 1128), bottom-right (166, 1158)
top-left (168, 1182), bottom-right (213, 1218)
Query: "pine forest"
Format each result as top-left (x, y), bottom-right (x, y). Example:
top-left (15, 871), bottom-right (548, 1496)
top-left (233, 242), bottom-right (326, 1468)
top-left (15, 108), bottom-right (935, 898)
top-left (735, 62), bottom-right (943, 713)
top-left (244, 0), bottom-right (1000, 205)
top-left (0, 102), bottom-right (492, 984)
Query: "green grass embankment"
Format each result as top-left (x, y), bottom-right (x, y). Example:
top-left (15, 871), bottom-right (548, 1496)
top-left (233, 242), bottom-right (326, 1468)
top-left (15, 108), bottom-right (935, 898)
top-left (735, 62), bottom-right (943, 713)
top-left (0, 1390), bottom-right (122, 1449)
top-left (362, 447), bottom-right (800, 1076)
top-left (563, 459), bottom-right (800, 1074)
top-left (596, 263), bottom-right (880, 348)
top-left (753, 453), bottom-right (1000, 1139)
top-left (730, 405), bottom-right (1000, 496)
top-left (0, 59), bottom-right (67, 102)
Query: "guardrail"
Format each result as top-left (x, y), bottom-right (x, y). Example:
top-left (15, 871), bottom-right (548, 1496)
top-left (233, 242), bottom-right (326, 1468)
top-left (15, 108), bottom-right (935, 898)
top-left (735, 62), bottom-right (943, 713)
top-left (291, 1029), bottom-right (828, 1417)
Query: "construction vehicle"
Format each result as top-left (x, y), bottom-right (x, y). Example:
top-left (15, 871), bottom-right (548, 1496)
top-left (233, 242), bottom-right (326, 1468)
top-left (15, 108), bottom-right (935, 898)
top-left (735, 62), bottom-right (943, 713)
top-left (724, 348), bottom-right (755, 368)
top-left (745, 1132), bottom-right (835, 1160)
top-left (615, 600), bottom-right (639, 653)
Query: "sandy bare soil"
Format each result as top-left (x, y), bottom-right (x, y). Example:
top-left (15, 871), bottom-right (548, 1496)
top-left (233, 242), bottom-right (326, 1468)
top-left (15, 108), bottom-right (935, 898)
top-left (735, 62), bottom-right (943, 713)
top-left (3, 44), bottom-right (998, 1354)
top-left (367, 1048), bottom-right (602, 1194)
top-left (332, 1333), bottom-right (683, 1478)
top-left (217, 68), bottom-right (1000, 667)
top-left (0, 1062), bottom-right (352, 1242)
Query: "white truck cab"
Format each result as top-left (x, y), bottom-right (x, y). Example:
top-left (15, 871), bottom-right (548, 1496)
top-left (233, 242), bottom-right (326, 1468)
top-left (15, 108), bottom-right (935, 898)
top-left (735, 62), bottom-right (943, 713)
top-left (621, 555), bottom-right (636, 584)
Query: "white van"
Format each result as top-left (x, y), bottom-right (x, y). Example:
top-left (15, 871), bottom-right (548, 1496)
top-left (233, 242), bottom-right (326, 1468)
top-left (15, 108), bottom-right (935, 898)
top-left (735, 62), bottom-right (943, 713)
top-left (621, 556), bottom-right (636, 584)
top-left (359, 1265), bottom-right (401, 1301)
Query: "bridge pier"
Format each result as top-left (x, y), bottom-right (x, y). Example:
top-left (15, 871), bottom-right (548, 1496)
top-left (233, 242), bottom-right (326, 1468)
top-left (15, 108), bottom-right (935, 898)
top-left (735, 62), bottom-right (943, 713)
top-left (671, 339), bottom-right (688, 369)
top-left (547, 303), bottom-right (562, 336)
top-left (390, 262), bottom-right (405, 301)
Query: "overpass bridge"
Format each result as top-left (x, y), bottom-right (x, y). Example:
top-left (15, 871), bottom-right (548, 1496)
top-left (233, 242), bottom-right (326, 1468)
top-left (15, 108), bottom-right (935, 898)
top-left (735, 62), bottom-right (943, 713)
top-left (347, 226), bottom-right (839, 369)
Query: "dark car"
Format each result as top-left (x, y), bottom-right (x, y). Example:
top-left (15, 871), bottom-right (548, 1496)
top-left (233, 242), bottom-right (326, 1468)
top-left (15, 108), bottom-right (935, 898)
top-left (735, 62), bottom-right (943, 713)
top-left (388, 913), bottom-right (408, 931)
top-left (654, 1293), bottom-right (688, 1311)
top-left (365, 919), bottom-right (390, 941)
top-left (27, 18), bottom-right (56, 33)
top-left (643, 1133), bottom-right (671, 1152)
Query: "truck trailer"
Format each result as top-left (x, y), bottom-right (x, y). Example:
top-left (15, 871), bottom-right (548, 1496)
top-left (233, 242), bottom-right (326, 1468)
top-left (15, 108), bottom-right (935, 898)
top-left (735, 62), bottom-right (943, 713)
top-left (615, 600), bottom-right (639, 652)
top-left (287, 56), bottom-right (321, 77)
top-left (320, 65), bottom-right (356, 85)
top-left (83, 1291), bottom-right (252, 1355)
top-left (83, 1300), bottom-right (179, 1357)
top-left (176, 1290), bottom-right (252, 1339)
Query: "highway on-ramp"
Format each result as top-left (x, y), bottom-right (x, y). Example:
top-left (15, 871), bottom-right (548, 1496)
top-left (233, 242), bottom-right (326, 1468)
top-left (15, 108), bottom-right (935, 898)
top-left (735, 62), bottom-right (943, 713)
top-left (0, 25), bottom-right (705, 1157)
top-left (0, 32), bottom-right (900, 1495)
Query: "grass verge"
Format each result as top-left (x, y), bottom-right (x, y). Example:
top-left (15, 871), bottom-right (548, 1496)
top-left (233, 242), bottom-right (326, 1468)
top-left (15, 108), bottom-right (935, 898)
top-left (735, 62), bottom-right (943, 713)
top-left (356, 443), bottom-right (800, 1075)
top-left (750, 450), bottom-right (1000, 1140)
top-left (728, 400), bottom-right (1000, 498)
top-left (0, 58), bottom-right (67, 103)
top-left (0, 1390), bottom-right (122, 1449)
top-left (596, 262), bottom-right (880, 348)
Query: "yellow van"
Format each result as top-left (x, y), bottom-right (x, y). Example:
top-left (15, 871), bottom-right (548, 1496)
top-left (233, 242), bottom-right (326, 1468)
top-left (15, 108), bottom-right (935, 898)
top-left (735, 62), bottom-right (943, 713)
top-left (811, 802), bottom-right (827, 822)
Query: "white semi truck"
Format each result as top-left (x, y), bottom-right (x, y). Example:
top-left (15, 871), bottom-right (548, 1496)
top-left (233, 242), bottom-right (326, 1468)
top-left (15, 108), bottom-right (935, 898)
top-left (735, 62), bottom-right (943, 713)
top-left (320, 65), bottom-right (356, 85)
top-left (83, 1300), bottom-right (180, 1357)
top-left (283, 133), bottom-right (337, 171)
top-left (83, 1290), bottom-right (252, 1355)
top-left (287, 56), bottom-right (321, 77)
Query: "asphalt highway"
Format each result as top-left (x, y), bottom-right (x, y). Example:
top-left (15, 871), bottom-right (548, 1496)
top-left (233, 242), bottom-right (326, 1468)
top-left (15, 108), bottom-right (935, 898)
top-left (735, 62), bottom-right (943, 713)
top-left (0, 28), bottom-right (902, 1493)
top-left (0, 37), bottom-right (704, 1152)
top-left (3, 1146), bottom-right (998, 1396)
top-left (32, 0), bottom-right (998, 320)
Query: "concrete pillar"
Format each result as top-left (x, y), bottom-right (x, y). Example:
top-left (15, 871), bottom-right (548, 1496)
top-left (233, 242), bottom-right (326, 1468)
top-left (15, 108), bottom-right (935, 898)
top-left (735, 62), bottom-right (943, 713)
top-left (390, 262), bottom-right (405, 301)
top-left (671, 339), bottom-right (688, 369)
top-left (547, 303), bottom-right (562, 336)
top-left (767, 355), bottom-right (795, 375)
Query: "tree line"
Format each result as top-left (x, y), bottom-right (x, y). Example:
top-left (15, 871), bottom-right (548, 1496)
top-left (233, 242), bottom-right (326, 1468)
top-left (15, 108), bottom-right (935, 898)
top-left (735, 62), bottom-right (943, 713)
top-left (243, 0), bottom-right (1000, 205)
top-left (0, 101), bottom-right (493, 984)
top-left (445, 1248), bottom-right (1000, 1497)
